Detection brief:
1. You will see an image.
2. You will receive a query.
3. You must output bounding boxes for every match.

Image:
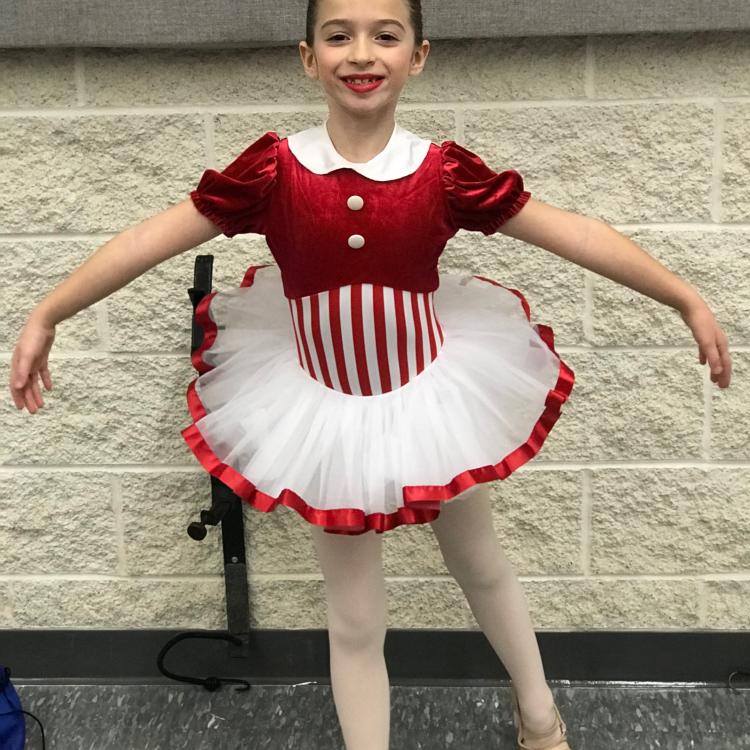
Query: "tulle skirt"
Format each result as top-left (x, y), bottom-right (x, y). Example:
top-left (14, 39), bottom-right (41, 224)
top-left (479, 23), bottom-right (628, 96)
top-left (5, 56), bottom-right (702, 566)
top-left (180, 264), bottom-right (574, 535)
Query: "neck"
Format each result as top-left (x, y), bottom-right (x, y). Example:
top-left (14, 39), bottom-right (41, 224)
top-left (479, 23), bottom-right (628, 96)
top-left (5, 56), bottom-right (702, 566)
top-left (324, 112), bottom-right (397, 163)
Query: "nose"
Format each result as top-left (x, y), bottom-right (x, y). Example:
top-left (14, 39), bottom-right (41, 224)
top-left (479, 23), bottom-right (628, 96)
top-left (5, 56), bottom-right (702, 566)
top-left (348, 34), bottom-right (375, 65)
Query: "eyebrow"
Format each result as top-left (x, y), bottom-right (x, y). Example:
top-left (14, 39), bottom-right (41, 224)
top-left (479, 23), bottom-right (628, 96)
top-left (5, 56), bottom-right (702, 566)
top-left (321, 18), bottom-right (406, 31)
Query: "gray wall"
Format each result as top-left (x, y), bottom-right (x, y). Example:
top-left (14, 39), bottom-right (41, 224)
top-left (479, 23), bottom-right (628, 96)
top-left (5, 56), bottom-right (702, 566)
top-left (3, 0), bottom-right (750, 46)
top-left (1, 20), bottom-right (749, 632)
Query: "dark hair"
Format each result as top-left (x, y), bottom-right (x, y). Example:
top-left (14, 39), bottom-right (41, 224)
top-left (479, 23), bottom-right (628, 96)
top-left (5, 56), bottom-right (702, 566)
top-left (305, 0), bottom-right (423, 47)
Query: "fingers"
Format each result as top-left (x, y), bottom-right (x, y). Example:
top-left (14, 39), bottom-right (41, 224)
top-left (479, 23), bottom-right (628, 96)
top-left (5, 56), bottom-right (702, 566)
top-left (39, 365), bottom-right (53, 391)
top-left (11, 352), bottom-right (28, 390)
top-left (9, 359), bottom-right (28, 410)
top-left (9, 367), bottom-right (48, 413)
top-left (9, 326), bottom-right (56, 412)
top-left (10, 383), bottom-right (25, 410)
top-left (24, 384), bottom-right (38, 414)
top-left (716, 341), bottom-right (732, 389)
top-left (11, 378), bottom-right (40, 413)
top-left (707, 342), bottom-right (723, 375)
top-left (700, 323), bottom-right (726, 374)
top-left (30, 373), bottom-right (44, 408)
top-left (708, 329), bottom-right (732, 389)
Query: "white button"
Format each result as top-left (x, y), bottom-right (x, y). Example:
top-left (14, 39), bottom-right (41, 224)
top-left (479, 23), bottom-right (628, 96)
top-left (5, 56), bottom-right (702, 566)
top-left (348, 234), bottom-right (365, 249)
top-left (347, 195), bottom-right (364, 210)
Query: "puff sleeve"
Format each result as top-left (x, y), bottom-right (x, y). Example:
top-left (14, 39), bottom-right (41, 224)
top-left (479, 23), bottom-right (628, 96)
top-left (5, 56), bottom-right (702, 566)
top-left (440, 140), bottom-right (531, 235)
top-left (189, 131), bottom-right (280, 237)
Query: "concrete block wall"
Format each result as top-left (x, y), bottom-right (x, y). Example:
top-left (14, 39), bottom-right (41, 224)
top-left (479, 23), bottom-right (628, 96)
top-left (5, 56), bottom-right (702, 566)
top-left (1, 32), bottom-right (748, 631)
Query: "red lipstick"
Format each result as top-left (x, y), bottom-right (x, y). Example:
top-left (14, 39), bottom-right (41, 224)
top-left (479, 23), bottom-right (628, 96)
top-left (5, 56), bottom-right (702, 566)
top-left (341, 76), bottom-right (385, 93)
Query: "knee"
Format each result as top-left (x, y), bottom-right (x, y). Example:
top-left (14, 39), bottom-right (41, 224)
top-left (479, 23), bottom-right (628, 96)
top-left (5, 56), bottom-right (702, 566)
top-left (447, 552), bottom-right (509, 592)
top-left (327, 607), bottom-right (386, 652)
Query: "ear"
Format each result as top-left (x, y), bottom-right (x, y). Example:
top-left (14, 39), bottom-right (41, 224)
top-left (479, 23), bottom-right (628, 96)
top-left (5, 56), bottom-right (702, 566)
top-left (299, 42), bottom-right (318, 79)
top-left (410, 40), bottom-right (430, 76)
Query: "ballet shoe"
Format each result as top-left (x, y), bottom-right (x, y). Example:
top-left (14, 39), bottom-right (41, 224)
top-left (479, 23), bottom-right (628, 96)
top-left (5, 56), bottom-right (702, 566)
top-left (510, 683), bottom-right (572, 750)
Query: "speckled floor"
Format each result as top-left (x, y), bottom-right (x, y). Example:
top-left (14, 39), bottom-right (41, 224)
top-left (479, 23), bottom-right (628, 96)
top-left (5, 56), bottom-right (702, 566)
top-left (12, 682), bottom-right (750, 749)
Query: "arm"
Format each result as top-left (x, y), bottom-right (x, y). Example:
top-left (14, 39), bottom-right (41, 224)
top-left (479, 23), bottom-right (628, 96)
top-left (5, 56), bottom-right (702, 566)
top-left (499, 197), bottom-right (732, 388)
top-left (499, 197), bottom-right (703, 312)
top-left (34, 198), bottom-right (221, 326)
top-left (10, 199), bottom-right (222, 413)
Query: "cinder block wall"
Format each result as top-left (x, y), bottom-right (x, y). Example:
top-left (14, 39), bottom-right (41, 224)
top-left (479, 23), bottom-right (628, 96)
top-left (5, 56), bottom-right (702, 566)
top-left (1, 33), bottom-right (748, 631)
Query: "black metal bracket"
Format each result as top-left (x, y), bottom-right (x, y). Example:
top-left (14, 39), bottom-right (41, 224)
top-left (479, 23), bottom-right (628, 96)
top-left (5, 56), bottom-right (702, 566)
top-left (156, 254), bottom-right (252, 690)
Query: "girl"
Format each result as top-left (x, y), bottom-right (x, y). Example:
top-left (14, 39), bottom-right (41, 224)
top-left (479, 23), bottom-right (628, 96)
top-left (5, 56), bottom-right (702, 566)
top-left (8, 0), bottom-right (732, 748)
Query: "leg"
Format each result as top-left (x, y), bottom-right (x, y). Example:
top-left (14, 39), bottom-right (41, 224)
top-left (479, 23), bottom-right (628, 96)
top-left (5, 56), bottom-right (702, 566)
top-left (430, 484), bottom-right (559, 735)
top-left (310, 524), bottom-right (390, 750)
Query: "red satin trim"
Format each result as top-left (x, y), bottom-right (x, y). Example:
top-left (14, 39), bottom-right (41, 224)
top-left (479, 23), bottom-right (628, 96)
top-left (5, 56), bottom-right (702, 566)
top-left (240, 262), bottom-right (273, 288)
top-left (180, 267), bottom-right (575, 535)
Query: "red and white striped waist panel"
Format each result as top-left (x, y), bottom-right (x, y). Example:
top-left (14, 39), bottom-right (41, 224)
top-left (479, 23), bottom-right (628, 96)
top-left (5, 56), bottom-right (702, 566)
top-left (287, 283), bottom-right (445, 396)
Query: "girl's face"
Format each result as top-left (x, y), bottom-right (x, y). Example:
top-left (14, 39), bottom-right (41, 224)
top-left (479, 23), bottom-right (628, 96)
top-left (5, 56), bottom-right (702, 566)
top-left (299, 0), bottom-right (430, 119)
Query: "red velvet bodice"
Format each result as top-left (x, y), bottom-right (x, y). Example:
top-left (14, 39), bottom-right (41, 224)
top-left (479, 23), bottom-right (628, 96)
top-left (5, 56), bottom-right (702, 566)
top-left (190, 130), bottom-right (531, 300)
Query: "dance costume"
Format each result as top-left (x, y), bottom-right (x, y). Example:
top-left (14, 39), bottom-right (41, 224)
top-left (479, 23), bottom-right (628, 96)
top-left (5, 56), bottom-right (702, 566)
top-left (181, 118), bottom-right (575, 535)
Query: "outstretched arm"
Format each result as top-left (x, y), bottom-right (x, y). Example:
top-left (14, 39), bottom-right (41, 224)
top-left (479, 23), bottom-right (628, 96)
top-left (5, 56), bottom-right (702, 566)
top-left (499, 197), bottom-right (701, 310)
top-left (34, 199), bottom-right (221, 327)
top-left (9, 199), bottom-right (222, 413)
top-left (499, 197), bottom-right (732, 388)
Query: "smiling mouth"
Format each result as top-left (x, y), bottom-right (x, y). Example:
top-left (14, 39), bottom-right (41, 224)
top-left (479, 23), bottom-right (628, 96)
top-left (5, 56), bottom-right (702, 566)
top-left (341, 79), bottom-right (385, 96)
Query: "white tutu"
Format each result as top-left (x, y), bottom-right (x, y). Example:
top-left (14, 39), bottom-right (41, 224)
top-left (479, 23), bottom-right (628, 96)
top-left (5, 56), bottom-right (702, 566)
top-left (181, 264), bottom-right (574, 535)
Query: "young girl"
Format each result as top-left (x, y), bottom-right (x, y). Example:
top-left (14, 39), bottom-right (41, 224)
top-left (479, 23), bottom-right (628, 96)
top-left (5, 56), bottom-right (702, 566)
top-left (8, 0), bottom-right (732, 748)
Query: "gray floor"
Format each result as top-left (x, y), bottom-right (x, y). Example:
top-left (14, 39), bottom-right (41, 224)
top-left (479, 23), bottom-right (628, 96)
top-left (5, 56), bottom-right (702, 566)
top-left (13, 682), bottom-right (750, 749)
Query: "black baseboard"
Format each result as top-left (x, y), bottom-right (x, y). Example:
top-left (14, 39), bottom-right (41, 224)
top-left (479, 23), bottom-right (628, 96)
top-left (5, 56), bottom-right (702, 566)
top-left (2, 629), bottom-right (749, 686)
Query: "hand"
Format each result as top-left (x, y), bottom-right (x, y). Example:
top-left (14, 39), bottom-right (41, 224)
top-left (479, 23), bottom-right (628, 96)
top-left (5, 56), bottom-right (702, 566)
top-left (679, 300), bottom-right (732, 389)
top-left (9, 310), bottom-right (57, 413)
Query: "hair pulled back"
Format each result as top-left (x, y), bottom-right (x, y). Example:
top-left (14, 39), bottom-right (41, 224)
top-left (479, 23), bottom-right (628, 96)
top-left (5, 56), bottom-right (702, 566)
top-left (305, 0), bottom-right (424, 47)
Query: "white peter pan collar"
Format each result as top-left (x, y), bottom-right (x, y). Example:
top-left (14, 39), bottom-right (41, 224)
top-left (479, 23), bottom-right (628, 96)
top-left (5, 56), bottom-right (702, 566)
top-left (286, 118), bottom-right (432, 181)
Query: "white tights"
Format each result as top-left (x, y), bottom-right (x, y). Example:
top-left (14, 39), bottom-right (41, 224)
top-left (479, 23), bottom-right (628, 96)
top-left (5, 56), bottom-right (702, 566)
top-left (309, 482), bottom-right (556, 750)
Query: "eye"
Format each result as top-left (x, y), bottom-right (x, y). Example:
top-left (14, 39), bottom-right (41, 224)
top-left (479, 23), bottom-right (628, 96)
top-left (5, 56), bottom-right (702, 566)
top-left (326, 33), bottom-right (399, 42)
